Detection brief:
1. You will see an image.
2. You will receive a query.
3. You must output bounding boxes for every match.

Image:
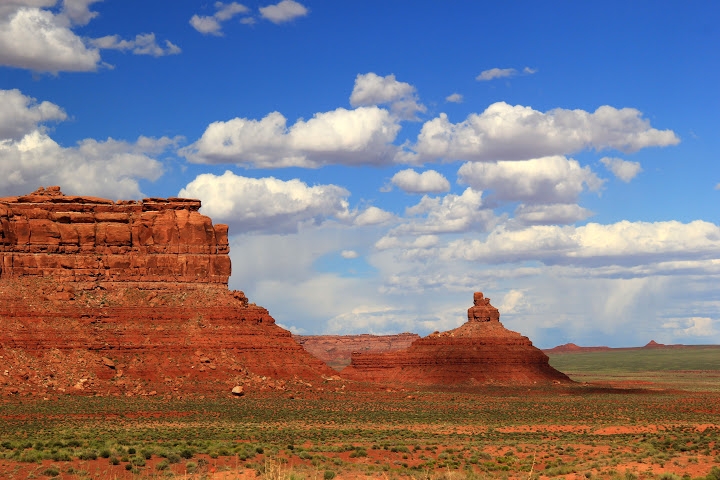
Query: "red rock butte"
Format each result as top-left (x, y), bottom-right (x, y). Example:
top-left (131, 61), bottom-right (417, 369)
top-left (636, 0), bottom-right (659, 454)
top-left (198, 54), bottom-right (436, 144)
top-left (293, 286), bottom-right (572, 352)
top-left (0, 187), bottom-right (333, 397)
top-left (342, 292), bottom-right (571, 385)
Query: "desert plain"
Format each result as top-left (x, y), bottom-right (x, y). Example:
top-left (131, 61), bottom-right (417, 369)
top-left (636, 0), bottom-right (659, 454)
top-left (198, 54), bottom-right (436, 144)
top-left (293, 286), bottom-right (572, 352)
top-left (1, 188), bottom-right (719, 480)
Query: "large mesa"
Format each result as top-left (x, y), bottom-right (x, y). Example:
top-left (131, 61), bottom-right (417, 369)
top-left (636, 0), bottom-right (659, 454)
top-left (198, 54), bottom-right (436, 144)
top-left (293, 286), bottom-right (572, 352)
top-left (0, 187), bottom-right (333, 397)
top-left (342, 292), bottom-right (571, 385)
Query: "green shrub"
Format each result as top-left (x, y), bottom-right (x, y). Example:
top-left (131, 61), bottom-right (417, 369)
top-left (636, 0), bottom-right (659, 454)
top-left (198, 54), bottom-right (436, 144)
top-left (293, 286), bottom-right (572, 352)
top-left (324, 470), bottom-right (336, 480)
top-left (78, 451), bottom-right (97, 461)
top-left (42, 466), bottom-right (60, 477)
top-left (156, 459), bottom-right (170, 471)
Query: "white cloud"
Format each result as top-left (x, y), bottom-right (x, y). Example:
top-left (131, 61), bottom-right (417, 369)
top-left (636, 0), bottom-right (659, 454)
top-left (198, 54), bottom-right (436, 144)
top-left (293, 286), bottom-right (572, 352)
top-left (662, 317), bottom-right (716, 337)
top-left (389, 188), bottom-right (497, 236)
top-left (92, 33), bottom-right (181, 57)
top-left (190, 2), bottom-right (250, 36)
top-left (499, 289), bottom-right (526, 313)
top-left (354, 206), bottom-right (394, 226)
top-left (349, 73), bottom-right (426, 120)
top-left (259, 0), bottom-right (307, 23)
top-left (523, 67), bottom-right (537, 74)
top-left (600, 156), bottom-right (643, 182)
top-left (390, 168), bottom-right (450, 194)
top-left (189, 15), bottom-right (221, 35)
top-left (0, 4), bottom-right (101, 72)
top-left (401, 102), bottom-right (680, 164)
top-left (513, 203), bottom-right (594, 225)
top-left (458, 156), bottom-right (604, 204)
top-left (0, 2), bottom-right (181, 71)
top-left (60, 0), bottom-right (101, 26)
top-left (178, 170), bottom-right (353, 234)
top-left (445, 93), bottom-right (463, 103)
top-left (0, 89), bottom-right (67, 140)
top-left (0, 131), bottom-right (170, 199)
top-left (0, 88), bottom-right (172, 198)
top-left (181, 107), bottom-right (402, 168)
top-left (446, 220), bottom-right (720, 267)
top-left (476, 67), bottom-right (516, 81)
top-left (341, 250), bottom-right (359, 259)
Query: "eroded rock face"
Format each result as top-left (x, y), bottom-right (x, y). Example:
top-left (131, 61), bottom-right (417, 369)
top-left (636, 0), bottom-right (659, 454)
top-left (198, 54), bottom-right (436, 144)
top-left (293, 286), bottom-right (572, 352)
top-left (0, 186), bottom-right (230, 285)
top-left (0, 187), bottom-right (334, 397)
top-left (295, 333), bottom-right (421, 371)
top-left (342, 292), bottom-right (571, 386)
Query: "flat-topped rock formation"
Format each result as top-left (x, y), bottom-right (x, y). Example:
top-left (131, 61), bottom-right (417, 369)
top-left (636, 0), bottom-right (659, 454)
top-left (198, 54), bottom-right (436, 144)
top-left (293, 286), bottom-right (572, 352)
top-left (342, 292), bottom-right (571, 385)
top-left (0, 187), bottom-right (333, 397)
top-left (543, 343), bottom-right (612, 354)
top-left (295, 333), bottom-right (421, 371)
top-left (1, 186), bottom-right (230, 285)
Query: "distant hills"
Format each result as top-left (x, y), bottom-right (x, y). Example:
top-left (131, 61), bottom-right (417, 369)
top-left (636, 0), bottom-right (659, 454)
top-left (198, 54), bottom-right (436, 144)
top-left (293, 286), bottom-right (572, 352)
top-left (543, 340), bottom-right (715, 354)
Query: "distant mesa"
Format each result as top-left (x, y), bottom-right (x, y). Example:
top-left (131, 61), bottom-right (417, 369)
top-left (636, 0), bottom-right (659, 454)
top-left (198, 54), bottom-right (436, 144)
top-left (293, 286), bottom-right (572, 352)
top-left (0, 187), bottom-right (333, 397)
top-left (341, 292), bottom-right (571, 385)
top-left (543, 339), bottom-right (674, 354)
top-left (295, 333), bottom-right (421, 371)
top-left (543, 343), bottom-right (612, 354)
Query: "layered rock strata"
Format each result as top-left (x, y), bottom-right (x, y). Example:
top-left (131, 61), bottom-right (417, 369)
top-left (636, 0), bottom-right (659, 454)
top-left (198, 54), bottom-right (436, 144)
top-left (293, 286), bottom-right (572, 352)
top-left (0, 186), bottom-right (230, 285)
top-left (295, 333), bottom-right (421, 370)
top-left (342, 292), bottom-right (571, 385)
top-left (0, 187), bottom-right (333, 397)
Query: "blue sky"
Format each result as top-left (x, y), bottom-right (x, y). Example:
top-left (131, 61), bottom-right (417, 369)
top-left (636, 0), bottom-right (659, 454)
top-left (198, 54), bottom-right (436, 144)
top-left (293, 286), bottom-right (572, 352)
top-left (2, 0), bottom-right (719, 347)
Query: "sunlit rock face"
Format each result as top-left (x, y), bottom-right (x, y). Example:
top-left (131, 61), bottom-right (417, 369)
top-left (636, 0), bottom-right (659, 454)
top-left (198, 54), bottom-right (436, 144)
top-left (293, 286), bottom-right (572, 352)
top-left (342, 292), bottom-right (572, 386)
top-left (0, 187), bottom-right (333, 397)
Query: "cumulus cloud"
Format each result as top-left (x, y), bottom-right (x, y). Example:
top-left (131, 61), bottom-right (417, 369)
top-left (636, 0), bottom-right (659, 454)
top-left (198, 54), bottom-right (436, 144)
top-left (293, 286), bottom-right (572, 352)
top-left (0, 2), bottom-right (101, 72)
top-left (390, 169), bottom-right (450, 194)
top-left (178, 170), bottom-right (354, 234)
top-left (190, 2), bottom-right (250, 36)
top-left (0, 89), bottom-right (67, 140)
top-left (60, 0), bottom-right (101, 26)
top-left (0, 88), bottom-right (173, 198)
top-left (0, 131), bottom-right (171, 199)
top-left (0, 1), bottom-right (181, 71)
top-left (400, 102), bottom-right (680, 164)
top-left (389, 188), bottom-right (497, 236)
top-left (354, 206), bottom-right (394, 226)
top-left (513, 203), bottom-right (594, 226)
top-left (341, 250), bottom-right (359, 259)
top-left (476, 68), bottom-right (516, 81)
top-left (91, 33), bottom-right (181, 57)
top-left (458, 156), bottom-right (604, 204)
top-left (181, 107), bottom-right (402, 168)
top-left (445, 93), bottom-right (463, 103)
top-left (600, 156), bottom-right (643, 182)
top-left (662, 317), bottom-right (716, 337)
top-left (350, 73), bottom-right (426, 120)
top-left (259, 0), bottom-right (308, 23)
top-left (476, 67), bottom-right (536, 81)
top-left (446, 220), bottom-right (720, 268)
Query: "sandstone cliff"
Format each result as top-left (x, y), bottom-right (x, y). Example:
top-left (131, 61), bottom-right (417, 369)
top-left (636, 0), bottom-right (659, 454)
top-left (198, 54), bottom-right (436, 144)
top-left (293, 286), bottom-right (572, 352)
top-left (0, 186), bottom-right (230, 285)
top-left (0, 187), bottom-right (334, 397)
top-left (342, 292), bottom-right (571, 385)
top-left (294, 333), bottom-right (421, 371)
